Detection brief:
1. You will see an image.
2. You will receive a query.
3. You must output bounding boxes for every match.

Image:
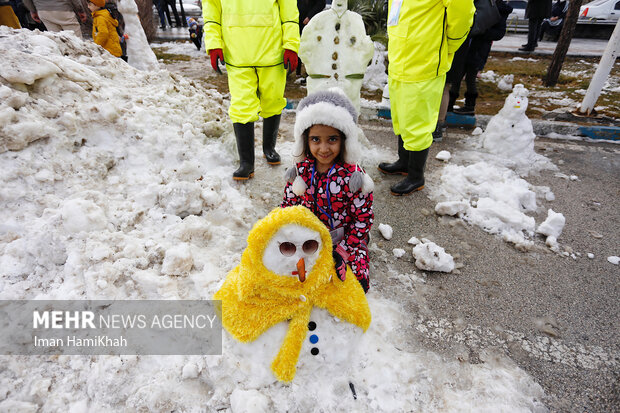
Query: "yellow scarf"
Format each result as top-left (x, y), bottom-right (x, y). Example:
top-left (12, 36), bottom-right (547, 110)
top-left (214, 206), bottom-right (371, 382)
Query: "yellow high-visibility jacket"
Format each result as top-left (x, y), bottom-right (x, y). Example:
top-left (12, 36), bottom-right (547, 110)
top-left (202, 0), bottom-right (299, 67)
top-left (387, 0), bottom-right (475, 82)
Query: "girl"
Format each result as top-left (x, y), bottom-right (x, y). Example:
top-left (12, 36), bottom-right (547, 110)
top-left (282, 90), bottom-right (374, 292)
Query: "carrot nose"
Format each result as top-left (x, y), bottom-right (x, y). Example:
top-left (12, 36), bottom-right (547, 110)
top-left (296, 258), bottom-right (306, 282)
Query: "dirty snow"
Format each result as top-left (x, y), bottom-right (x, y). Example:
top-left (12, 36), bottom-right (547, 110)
top-left (0, 28), bottom-right (550, 412)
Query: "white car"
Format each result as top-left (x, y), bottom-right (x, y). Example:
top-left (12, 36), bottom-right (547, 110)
top-left (579, 0), bottom-right (620, 20)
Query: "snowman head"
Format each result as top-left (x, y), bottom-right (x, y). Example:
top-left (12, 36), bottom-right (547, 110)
top-left (263, 225), bottom-right (322, 282)
top-left (331, 0), bottom-right (348, 15)
top-left (502, 83), bottom-right (529, 117)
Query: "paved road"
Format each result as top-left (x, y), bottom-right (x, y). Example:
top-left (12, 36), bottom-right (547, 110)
top-left (253, 113), bottom-right (619, 412)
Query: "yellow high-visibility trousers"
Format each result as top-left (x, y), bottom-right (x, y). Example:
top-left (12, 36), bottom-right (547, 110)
top-left (226, 64), bottom-right (287, 124)
top-left (389, 74), bottom-right (446, 151)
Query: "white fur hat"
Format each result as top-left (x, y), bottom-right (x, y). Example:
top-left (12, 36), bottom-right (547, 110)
top-left (288, 89), bottom-right (373, 196)
top-left (293, 89), bottom-right (361, 165)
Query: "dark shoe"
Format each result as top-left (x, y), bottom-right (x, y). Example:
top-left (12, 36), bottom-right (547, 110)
top-left (233, 122), bottom-right (255, 180)
top-left (262, 114), bottom-right (281, 165)
top-left (453, 92), bottom-right (477, 115)
top-left (378, 135), bottom-right (408, 175)
top-left (519, 46), bottom-right (535, 52)
top-left (390, 148), bottom-right (429, 196)
top-left (432, 122), bottom-right (446, 142)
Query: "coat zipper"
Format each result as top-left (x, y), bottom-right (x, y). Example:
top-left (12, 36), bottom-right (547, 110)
top-left (437, 8), bottom-right (447, 76)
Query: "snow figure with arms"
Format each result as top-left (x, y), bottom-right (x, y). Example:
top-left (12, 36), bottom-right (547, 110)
top-left (214, 206), bottom-right (371, 383)
top-left (283, 89), bottom-right (374, 293)
top-left (298, 0), bottom-right (374, 113)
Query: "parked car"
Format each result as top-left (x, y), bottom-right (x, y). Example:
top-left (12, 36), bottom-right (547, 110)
top-left (579, 0), bottom-right (620, 20)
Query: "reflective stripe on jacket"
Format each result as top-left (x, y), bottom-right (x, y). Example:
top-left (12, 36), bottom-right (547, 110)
top-left (387, 0), bottom-right (475, 82)
top-left (202, 0), bottom-right (299, 67)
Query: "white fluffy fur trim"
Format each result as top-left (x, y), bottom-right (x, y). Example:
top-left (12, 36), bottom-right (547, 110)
top-left (292, 175), bottom-right (308, 196)
top-left (293, 102), bottom-right (361, 164)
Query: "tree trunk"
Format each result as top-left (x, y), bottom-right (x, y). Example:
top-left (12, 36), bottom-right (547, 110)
top-left (134, 0), bottom-right (156, 42)
top-left (543, 0), bottom-right (584, 86)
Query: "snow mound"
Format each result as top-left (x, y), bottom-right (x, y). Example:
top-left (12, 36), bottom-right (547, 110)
top-left (608, 256), bottom-right (619, 265)
top-left (392, 248), bottom-right (406, 258)
top-left (436, 150), bottom-right (451, 161)
top-left (378, 223), bottom-right (393, 240)
top-left (412, 240), bottom-right (455, 273)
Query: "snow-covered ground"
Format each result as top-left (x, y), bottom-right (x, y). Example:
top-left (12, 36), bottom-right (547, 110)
top-left (2, 28), bottom-right (617, 412)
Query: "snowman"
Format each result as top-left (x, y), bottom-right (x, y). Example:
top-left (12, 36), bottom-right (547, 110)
top-left (299, 0), bottom-right (374, 113)
top-left (214, 206), bottom-right (371, 383)
top-left (482, 84), bottom-right (536, 157)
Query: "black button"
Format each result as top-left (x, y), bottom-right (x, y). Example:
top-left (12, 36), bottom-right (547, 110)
top-left (308, 321), bottom-right (316, 331)
top-left (311, 347), bottom-right (319, 355)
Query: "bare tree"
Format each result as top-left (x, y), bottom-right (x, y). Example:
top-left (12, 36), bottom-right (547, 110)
top-left (543, 0), bottom-right (584, 86)
top-left (135, 0), bottom-right (156, 42)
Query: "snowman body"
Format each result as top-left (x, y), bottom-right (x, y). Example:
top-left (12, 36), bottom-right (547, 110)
top-left (482, 84), bottom-right (535, 157)
top-left (225, 307), bottom-right (363, 386)
top-left (299, 7), bottom-right (374, 113)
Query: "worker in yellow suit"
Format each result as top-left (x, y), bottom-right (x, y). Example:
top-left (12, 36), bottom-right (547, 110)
top-left (378, 0), bottom-right (475, 196)
top-left (202, 0), bottom-right (300, 180)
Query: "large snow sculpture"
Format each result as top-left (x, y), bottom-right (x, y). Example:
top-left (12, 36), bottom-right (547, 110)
top-left (299, 1), bottom-right (374, 112)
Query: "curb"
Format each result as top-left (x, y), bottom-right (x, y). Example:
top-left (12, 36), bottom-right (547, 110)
top-left (286, 99), bottom-right (618, 142)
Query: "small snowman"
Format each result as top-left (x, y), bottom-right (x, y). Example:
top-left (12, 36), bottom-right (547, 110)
top-left (482, 84), bottom-right (535, 157)
top-left (299, 0), bottom-right (374, 113)
top-left (214, 206), bottom-right (371, 383)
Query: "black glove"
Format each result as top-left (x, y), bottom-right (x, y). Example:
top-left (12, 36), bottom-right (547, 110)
top-left (333, 249), bottom-right (347, 281)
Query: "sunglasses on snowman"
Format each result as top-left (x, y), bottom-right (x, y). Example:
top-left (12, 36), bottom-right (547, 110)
top-left (279, 240), bottom-right (319, 256)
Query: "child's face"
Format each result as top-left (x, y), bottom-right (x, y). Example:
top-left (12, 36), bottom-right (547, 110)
top-left (87, 1), bottom-right (98, 12)
top-left (307, 124), bottom-right (342, 172)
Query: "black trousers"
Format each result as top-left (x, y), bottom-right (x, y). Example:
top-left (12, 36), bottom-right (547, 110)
top-left (526, 17), bottom-right (544, 47)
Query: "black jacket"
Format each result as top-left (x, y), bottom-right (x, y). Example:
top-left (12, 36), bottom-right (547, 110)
top-left (297, 0), bottom-right (325, 22)
top-left (525, 0), bottom-right (552, 19)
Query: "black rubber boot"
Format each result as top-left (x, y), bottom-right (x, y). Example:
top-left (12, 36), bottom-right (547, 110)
top-left (378, 136), bottom-right (408, 175)
top-left (454, 92), bottom-right (477, 115)
top-left (432, 121), bottom-right (446, 142)
top-left (233, 122), bottom-right (255, 180)
top-left (390, 148), bottom-right (429, 196)
top-left (262, 114), bottom-right (281, 165)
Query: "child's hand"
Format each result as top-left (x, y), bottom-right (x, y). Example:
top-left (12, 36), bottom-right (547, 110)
top-left (333, 250), bottom-right (346, 282)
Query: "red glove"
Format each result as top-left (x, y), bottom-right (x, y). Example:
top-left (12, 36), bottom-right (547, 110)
top-left (209, 48), bottom-right (224, 75)
top-left (283, 49), bottom-right (298, 75)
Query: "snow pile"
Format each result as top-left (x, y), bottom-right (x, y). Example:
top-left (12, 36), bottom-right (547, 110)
top-left (151, 40), bottom-right (205, 58)
top-left (363, 42), bottom-right (388, 92)
top-left (436, 150), bottom-right (451, 161)
top-left (0, 27), bottom-right (245, 301)
top-left (429, 85), bottom-right (561, 249)
top-left (607, 256), bottom-right (619, 265)
top-left (392, 248), bottom-right (406, 258)
top-left (411, 239), bottom-right (455, 273)
top-left (432, 162), bottom-right (542, 248)
top-left (536, 209), bottom-right (566, 249)
top-left (378, 223), bottom-right (393, 240)
top-left (498, 74), bottom-right (514, 91)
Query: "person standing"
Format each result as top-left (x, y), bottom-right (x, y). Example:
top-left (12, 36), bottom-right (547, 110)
top-left (203, 0), bottom-right (300, 181)
top-left (22, 0), bottom-right (87, 38)
top-left (519, 0), bottom-right (552, 52)
top-left (378, 0), bottom-right (475, 196)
